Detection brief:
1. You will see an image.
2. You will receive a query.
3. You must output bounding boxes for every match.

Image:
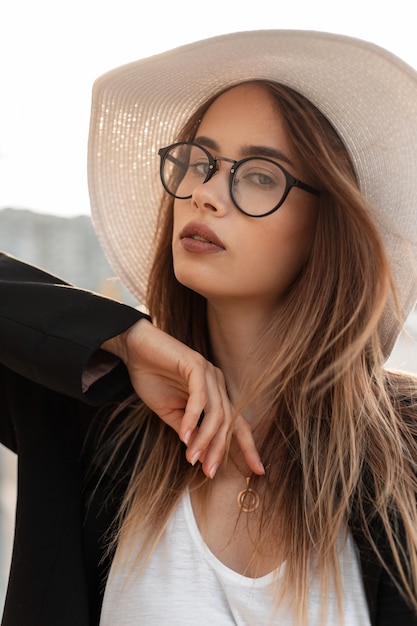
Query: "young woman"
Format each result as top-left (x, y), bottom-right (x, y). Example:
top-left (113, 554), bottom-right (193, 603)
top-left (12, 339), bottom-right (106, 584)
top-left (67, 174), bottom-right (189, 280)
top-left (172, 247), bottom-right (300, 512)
top-left (1, 30), bottom-right (417, 625)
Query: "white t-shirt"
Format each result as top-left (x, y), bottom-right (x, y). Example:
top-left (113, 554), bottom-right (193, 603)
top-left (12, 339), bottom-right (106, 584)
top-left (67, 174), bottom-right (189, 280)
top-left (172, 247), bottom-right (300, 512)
top-left (100, 490), bottom-right (370, 625)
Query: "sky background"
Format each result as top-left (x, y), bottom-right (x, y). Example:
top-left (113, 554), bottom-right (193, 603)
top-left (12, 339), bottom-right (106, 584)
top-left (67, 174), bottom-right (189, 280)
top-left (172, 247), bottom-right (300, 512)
top-left (1, 0), bottom-right (417, 217)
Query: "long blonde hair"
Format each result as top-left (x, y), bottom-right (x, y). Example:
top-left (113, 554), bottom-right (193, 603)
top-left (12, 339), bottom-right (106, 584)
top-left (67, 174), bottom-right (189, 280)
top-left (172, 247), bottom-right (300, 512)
top-left (96, 81), bottom-right (417, 622)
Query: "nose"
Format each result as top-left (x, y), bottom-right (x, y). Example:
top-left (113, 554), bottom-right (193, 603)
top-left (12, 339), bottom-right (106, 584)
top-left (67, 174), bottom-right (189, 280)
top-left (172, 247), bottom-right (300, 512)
top-left (191, 160), bottom-right (232, 215)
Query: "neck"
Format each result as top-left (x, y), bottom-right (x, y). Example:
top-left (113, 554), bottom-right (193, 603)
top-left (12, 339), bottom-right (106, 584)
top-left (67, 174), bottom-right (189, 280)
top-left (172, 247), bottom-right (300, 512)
top-left (207, 299), bottom-right (274, 423)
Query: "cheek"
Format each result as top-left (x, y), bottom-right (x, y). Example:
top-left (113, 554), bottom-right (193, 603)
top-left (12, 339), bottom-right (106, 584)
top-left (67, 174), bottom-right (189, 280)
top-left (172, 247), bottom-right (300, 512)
top-left (255, 212), bottom-right (317, 284)
top-left (288, 220), bottom-right (317, 265)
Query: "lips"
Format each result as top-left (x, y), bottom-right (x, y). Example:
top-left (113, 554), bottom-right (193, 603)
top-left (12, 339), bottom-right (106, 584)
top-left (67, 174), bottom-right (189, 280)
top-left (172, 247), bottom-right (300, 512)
top-left (180, 222), bottom-right (225, 250)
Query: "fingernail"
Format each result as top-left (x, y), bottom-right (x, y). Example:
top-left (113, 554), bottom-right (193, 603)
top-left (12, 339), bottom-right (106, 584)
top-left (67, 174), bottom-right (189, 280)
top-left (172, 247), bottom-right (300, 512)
top-left (183, 429), bottom-right (192, 445)
top-left (258, 460), bottom-right (266, 474)
top-left (209, 463), bottom-right (219, 479)
top-left (190, 450), bottom-right (202, 466)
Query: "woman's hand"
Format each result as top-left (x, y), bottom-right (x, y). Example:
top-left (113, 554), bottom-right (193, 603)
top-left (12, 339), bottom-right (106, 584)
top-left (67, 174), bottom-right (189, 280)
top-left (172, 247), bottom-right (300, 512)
top-left (101, 319), bottom-right (264, 479)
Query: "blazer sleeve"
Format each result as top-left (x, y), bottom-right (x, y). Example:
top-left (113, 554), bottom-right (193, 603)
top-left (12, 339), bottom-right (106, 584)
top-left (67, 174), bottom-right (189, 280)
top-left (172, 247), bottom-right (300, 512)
top-left (0, 252), bottom-right (148, 404)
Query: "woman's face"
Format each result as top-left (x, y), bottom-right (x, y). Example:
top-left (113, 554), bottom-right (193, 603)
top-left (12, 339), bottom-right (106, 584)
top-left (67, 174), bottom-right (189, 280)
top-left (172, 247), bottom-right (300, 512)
top-left (172, 83), bottom-right (319, 315)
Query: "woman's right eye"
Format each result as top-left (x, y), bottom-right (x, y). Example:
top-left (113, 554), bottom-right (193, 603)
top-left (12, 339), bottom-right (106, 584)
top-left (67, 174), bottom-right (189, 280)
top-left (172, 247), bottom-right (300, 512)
top-left (189, 161), bottom-right (210, 177)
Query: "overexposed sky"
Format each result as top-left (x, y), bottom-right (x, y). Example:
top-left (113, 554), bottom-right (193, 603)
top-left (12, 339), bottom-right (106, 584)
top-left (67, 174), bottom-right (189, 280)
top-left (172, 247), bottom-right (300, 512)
top-left (1, 0), bottom-right (417, 217)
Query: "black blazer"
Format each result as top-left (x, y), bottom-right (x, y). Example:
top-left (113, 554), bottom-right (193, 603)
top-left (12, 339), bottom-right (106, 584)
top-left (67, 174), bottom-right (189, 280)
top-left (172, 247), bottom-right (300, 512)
top-left (0, 252), bottom-right (416, 625)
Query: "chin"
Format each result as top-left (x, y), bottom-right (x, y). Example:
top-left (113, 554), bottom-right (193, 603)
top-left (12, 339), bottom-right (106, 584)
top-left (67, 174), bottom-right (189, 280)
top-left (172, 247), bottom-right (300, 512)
top-left (175, 274), bottom-right (218, 302)
top-left (174, 268), bottom-right (204, 295)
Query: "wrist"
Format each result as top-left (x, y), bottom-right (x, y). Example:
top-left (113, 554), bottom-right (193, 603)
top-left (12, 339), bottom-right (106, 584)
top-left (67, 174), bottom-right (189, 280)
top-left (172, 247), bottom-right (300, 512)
top-left (101, 317), bottom-right (151, 364)
top-left (101, 334), bottom-right (126, 361)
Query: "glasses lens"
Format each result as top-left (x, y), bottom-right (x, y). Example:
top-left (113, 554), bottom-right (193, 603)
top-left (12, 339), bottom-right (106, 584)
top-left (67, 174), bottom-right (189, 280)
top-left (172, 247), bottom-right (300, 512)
top-left (161, 143), bottom-right (211, 199)
top-left (232, 158), bottom-right (287, 216)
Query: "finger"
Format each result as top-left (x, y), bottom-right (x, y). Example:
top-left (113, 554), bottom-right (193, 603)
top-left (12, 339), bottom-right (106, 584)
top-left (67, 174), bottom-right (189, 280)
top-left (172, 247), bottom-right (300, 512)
top-left (198, 421), bottom-right (231, 478)
top-left (185, 365), bottom-right (226, 451)
top-left (233, 416), bottom-right (265, 475)
top-left (181, 361), bottom-right (225, 448)
top-left (177, 359), bottom-right (211, 444)
top-left (199, 414), bottom-right (265, 479)
top-left (186, 368), bottom-right (233, 477)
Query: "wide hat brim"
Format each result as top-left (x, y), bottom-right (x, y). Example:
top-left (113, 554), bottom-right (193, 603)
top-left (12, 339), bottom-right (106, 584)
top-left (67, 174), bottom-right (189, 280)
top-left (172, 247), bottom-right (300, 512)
top-left (88, 29), bottom-right (417, 357)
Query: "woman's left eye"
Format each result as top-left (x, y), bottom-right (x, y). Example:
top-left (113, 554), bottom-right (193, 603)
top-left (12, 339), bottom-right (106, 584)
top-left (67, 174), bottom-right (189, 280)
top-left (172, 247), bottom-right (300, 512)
top-left (250, 173), bottom-right (274, 186)
top-left (236, 160), bottom-right (283, 190)
top-left (243, 169), bottom-right (278, 188)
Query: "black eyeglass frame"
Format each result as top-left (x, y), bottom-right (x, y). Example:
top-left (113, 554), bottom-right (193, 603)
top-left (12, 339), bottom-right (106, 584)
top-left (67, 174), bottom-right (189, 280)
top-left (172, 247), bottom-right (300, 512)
top-left (158, 142), bottom-right (320, 218)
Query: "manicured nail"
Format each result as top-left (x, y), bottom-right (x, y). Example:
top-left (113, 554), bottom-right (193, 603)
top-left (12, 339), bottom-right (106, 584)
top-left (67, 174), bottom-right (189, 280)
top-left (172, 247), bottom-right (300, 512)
top-left (258, 460), bottom-right (266, 474)
top-left (209, 463), bottom-right (219, 479)
top-left (183, 429), bottom-right (192, 445)
top-left (190, 450), bottom-right (202, 466)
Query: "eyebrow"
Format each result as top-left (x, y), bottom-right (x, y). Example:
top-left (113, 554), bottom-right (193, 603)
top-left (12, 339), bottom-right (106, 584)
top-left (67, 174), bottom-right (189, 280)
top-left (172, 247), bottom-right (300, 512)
top-left (194, 135), bottom-right (294, 167)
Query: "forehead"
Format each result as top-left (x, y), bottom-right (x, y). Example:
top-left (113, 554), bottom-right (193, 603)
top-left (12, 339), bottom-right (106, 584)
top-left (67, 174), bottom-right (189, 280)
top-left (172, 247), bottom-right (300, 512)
top-left (196, 83), bottom-right (289, 150)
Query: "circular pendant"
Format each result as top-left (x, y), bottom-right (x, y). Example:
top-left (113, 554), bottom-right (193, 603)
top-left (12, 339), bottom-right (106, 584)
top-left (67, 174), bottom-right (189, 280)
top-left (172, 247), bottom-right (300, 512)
top-left (237, 477), bottom-right (260, 513)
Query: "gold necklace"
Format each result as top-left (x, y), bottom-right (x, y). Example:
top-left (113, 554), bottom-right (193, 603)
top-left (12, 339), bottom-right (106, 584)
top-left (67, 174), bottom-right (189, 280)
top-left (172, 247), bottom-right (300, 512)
top-left (229, 456), bottom-right (260, 513)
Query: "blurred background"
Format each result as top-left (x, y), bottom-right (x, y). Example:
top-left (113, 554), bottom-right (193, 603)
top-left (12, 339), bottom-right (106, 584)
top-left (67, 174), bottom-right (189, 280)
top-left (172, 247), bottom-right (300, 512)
top-left (1, 0), bottom-right (417, 612)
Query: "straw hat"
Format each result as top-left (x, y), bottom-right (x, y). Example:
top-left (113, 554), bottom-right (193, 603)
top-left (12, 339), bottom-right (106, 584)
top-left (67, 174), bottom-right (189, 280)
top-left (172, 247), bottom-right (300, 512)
top-left (88, 29), bottom-right (417, 357)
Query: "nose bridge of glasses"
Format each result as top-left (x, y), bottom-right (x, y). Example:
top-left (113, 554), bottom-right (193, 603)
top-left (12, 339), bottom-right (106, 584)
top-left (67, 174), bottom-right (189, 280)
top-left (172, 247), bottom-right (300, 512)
top-left (209, 156), bottom-right (238, 190)
top-left (199, 155), bottom-right (236, 205)
top-left (213, 155), bottom-right (237, 173)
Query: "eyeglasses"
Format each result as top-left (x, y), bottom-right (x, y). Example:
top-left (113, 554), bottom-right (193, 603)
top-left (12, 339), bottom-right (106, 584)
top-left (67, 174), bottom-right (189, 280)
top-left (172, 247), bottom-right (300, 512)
top-left (158, 142), bottom-right (320, 218)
